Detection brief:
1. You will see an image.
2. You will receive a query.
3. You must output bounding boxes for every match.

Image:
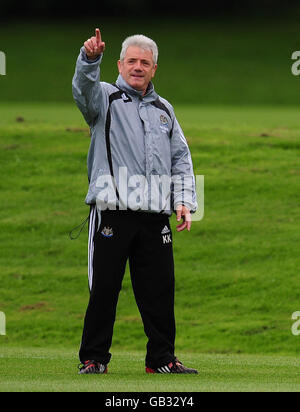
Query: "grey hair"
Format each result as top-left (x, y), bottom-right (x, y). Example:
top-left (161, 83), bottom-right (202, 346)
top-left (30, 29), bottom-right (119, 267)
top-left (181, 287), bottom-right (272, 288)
top-left (120, 34), bottom-right (158, 65)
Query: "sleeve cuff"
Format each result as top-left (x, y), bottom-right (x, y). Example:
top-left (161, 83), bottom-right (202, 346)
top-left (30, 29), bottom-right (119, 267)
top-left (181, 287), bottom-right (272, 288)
top-left (80, 47), bottom-right (102, 64)
top-left (174, 201), bottom-right (197, 214)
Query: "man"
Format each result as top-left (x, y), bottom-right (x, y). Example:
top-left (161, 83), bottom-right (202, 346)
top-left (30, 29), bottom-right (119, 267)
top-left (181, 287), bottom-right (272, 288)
top-left (72, 28), bottom-right (198, 374)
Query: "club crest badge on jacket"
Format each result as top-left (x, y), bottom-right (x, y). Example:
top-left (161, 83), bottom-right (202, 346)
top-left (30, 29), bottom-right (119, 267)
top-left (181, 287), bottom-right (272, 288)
top-left (160, 114), bottom-right (169, 133)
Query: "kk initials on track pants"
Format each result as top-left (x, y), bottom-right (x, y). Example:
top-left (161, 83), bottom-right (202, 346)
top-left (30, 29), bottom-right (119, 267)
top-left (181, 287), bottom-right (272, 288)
top-left (79, 206), bottom-right (176, 368)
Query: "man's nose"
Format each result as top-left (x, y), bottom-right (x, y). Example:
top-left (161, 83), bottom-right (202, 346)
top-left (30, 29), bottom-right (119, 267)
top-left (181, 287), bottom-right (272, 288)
top-left (133, 61), bottom-right (143, 71)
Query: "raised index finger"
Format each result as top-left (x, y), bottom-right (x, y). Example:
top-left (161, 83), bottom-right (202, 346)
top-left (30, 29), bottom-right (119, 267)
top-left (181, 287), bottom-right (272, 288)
top-left (95, 28), bottom-right (101, 45)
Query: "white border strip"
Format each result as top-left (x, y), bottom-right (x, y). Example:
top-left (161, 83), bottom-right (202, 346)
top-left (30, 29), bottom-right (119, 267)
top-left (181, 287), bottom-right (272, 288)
top-left (88, 205), bottom-right (96, 291)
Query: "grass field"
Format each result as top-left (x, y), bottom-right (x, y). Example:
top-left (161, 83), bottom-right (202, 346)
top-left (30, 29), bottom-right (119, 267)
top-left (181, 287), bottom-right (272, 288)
top-left (1, 19), bottom-right (300, 391)
top-left (1, 347), bottom-right (300, 392)
top-left (0, 102), bottom-right (299, 354)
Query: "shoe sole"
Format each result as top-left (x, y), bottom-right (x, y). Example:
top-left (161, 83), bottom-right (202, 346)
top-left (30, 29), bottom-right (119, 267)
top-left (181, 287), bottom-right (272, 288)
top-left (145, 367), bottom-right (198, 374)
top-left (78, 365), bottom-right (108, 375)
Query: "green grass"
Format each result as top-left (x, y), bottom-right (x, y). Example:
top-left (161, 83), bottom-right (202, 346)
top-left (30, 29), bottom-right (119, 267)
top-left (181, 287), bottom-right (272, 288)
top-left (0, 102), bottom-right (300, 359)
top-left (1, 347), bottom-right (300, 392)
top-left (1, 18), bottom-right (300, 392)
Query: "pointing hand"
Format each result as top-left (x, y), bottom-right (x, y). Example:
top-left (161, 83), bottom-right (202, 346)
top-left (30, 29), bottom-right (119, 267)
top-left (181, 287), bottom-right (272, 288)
top-left (84, 28), bottom-right (106, 60)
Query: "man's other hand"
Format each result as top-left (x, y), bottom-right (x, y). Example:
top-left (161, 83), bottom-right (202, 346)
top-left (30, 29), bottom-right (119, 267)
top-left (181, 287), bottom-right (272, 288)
top-left (84, 28), bottom-right (106, 60)
top-left (176, 205), bottom-right (192, 232)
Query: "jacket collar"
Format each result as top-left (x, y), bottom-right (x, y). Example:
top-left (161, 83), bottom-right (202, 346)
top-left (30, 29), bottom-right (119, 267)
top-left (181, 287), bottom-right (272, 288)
top-left (116, 74), bottom-right (158, 102)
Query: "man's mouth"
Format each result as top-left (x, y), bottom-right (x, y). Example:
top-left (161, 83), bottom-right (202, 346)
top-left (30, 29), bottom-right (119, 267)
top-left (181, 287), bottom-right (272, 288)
top-left (131, 74), bottom-right (143, 79)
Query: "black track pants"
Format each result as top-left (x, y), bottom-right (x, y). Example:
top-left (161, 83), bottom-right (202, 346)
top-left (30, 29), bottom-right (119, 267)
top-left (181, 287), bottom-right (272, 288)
top-left (79, 206), bottom-right (176, 368)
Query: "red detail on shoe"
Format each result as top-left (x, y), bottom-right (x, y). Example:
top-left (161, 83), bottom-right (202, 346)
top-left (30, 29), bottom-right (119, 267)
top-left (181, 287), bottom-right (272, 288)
top-left (146, 367), bottom-right (156, 374)
top-left (84, 360), bottom-right (108, 373)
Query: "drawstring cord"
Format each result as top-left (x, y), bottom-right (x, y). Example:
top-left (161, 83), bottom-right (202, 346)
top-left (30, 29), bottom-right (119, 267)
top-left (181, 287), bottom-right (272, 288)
top-left (69, 214), bottom-right (90, 240)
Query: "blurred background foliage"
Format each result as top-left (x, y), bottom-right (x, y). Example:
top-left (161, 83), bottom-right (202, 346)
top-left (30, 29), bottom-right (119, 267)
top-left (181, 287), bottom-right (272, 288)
top-left (0, 1), bottom-right (300, 105)
top-left (1, 0), bottom-right (300, 20)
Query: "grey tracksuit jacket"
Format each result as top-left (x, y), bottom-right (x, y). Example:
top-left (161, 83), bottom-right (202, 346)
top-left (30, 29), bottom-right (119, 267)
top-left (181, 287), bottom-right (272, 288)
top-left (72, 47), bottom-right (197, 217)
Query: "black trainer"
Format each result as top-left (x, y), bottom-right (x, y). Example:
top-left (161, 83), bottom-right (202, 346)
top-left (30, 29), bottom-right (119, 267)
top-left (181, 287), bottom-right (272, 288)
top-left (78, 360), bottom-right (108, 374)
top-left (146, 358), bottom-right (198, 374)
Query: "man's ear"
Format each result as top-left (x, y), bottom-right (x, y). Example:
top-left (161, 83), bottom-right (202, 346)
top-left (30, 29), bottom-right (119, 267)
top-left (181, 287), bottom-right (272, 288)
top-left (117, 60), bottom-right (122, 74)
top-left (152, 63), bottom-right (158, 79)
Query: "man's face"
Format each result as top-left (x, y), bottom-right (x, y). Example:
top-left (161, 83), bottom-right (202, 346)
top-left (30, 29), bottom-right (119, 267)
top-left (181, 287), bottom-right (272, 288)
top-left (118, 46), bottom-right (157, 95)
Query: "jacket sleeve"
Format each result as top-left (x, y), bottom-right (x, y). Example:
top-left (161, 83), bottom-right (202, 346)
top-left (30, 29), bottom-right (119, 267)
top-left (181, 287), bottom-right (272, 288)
top-left (170, 116), bottom-right (198, 213)
top-left (72, 47), bottom-right (106, 127)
